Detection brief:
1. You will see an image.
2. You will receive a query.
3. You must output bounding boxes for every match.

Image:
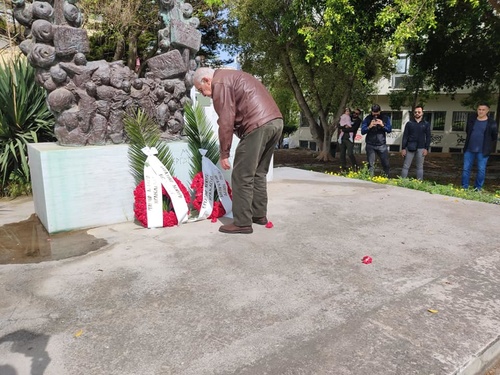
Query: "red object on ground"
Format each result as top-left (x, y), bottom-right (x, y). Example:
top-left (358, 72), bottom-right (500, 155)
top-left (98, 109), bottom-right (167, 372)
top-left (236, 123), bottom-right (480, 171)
top-left (265, 221), bottom-right (274, 228)
top-left (362, 255), bottom-right (373, 264)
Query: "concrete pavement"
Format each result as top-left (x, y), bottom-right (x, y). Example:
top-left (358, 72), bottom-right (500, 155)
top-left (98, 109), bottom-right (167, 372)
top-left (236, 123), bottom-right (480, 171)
top-left (1, 167), bottom-right (499, 375)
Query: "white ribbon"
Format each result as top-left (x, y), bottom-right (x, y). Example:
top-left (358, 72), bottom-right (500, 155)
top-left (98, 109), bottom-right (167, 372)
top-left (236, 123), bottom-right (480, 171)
top-left (142, 147), bottom-right (189, 228)
top-left (195, 149), bottom-right (232, 220)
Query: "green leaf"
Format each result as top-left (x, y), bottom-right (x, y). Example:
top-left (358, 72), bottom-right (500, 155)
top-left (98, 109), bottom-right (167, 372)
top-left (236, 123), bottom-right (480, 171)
top-left (183, 102), bottom-right (220, 179)
top-left (123, 109), bottom-right (174, 185)
top-left (0, 53), bottom-right (55, 193)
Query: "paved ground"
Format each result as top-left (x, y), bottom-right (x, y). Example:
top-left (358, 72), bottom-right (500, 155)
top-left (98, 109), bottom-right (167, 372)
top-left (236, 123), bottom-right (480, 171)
top-left (1, 167), bottom-right (500, 375)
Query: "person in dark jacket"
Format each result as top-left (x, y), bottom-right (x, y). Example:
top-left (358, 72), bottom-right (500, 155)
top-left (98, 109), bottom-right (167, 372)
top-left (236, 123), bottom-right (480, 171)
top-left (194, 67), bottom-right (283, 234)
top-left (338, 108), bottom-right (361, 171)
top-left (361, 104), bottom-right (392, 177)
top-left (400, 105), bottom-right (431, 180)
top-left (461, 102), bottom-right (498, 190)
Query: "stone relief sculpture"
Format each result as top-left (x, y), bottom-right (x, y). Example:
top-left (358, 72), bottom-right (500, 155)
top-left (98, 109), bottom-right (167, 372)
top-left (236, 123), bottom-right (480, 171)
top-left (13, 0), bottom-right (202, 146)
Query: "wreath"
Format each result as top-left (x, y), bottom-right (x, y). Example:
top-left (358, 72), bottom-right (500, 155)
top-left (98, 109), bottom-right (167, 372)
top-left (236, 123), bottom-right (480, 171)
top-left (133, 178), bottom-right (191, 228)
top-left (190, 171), bottom-right (232, 222)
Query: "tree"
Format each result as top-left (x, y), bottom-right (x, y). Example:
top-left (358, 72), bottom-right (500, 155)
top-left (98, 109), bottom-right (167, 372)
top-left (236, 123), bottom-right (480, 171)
top-left (487, 0), bottom-right (500, 12)
top-left (270, 84), bottom-right (300, 145)
top-left (388, 0), bottom-right (500, 117)
top-left (411, 0), bottom-right (500, 120)
top-left (79, 0), bottom-right (159, 70)
top-left (190, 0), bottom-right (236, 66)
top-left (79, 0), bottom-right (232, 69)
top-left (226, 0), bottom-right (391, 160)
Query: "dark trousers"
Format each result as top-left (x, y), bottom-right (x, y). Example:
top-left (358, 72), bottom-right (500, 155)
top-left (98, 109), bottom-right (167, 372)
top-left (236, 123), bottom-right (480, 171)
top-left (366, 143), bottom-right (390, 177)
top-left (232, 119), bottom-right (283, 226)
top-left (339, 139), bottom-right (358, 170)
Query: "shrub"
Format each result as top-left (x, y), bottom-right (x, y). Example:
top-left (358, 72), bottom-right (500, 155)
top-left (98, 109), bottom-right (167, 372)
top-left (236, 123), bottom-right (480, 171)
top-left (329, 165), bottom-right (500, 205)
top-left (0, 53), bottom-right (55, 196)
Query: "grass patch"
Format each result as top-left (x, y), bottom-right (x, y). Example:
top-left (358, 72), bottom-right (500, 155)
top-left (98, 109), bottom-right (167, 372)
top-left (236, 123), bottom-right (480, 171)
top-left (325, 164), bottom-right (500, 205)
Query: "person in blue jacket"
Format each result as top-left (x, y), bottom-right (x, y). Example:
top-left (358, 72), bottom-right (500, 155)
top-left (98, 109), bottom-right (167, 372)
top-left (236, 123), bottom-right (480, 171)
top-left (461, 102), bottom-right (498, 190)
top-left (361, 104), bottom-right (392, 177)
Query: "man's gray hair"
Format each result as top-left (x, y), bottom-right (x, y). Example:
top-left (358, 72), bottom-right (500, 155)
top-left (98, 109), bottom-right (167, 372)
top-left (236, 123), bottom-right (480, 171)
top-left (193, 67), bottom-right (215, 85)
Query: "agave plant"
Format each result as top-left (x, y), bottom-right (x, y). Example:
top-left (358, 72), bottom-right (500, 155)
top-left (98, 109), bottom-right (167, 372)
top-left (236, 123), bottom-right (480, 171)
top-left (123, 108), bottom-right (174, 185)
top-left (183, 102), bottom-right (219, 179)
top-left (0, 53), bottom-right (55, 193)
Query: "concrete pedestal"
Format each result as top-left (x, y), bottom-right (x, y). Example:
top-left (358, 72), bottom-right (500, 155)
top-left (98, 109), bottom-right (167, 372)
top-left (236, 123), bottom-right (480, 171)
top-left (28, 143), bottom-right (137, 233)
top-left (27, 142), bottom-right (208, 233)
top-left (28, 137), bottom-right (271, 233)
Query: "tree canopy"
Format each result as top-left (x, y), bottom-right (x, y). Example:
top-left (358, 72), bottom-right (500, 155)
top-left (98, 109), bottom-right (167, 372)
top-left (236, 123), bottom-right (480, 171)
top-left (222, 0), bottom-right (497, 158)
top-left (387, 0), bottom-right (499, 119)
top-left (79, 0), bottom-right (231, 70)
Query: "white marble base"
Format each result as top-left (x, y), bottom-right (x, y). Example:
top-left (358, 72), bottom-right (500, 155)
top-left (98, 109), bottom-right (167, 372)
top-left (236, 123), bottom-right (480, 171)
top-left (28, 143), bottom-right (137, 233)
top-left (28, 139), bottom-right (272, 233)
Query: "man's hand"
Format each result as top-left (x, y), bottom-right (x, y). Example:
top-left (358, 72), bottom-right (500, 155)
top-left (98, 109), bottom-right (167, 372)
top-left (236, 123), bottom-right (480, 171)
top-left (401, 149), bottom-right (407, 157)
top-left (422, 149), bottom-right (428, 156)
top-left (220, 157), bottom-right (231, 170)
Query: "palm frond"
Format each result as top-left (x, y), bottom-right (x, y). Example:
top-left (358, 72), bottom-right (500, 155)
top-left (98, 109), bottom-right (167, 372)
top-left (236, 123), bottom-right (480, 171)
top-left (184, 102), bottom-right (219, 179)
top-left (0, 54), bottom-right (55, 192)
top-left (123, 109), bottom-right (174, 185)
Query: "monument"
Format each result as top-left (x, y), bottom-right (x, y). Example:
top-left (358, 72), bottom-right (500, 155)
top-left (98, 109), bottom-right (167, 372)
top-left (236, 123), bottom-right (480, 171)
top-left (13, 0), bottom-right (202, 146)
top-left (13, 0), bottom-right (206, 232)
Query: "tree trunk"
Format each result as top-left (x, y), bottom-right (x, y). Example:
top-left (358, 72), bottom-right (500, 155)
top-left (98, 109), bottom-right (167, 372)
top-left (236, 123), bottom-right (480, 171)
top-left (280, 46), bottom-right (322, 143)
top-left (113, 34), bottom-right (125, 62)
top-left (496, 87), bottom-right (500, 124)
top-left (487, 0), bottom-right (500, 13)
top-left (316, 85), bottom-right (351, 161)
top-left (127, 31), bottom-right (140, 71)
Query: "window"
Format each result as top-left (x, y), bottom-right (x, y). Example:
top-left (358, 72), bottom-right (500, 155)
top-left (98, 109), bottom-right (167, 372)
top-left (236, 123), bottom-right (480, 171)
top-left (423, 111), bottom-right (446, 131)
top-left (381, 111), bottom-right (403, 130)
top-left (449, 147), bottom-right (463, 153)
top-left (299, 140), bottom-right (309, 148)
top-left (392, 76), bottom-right (406, 89)
top-left (430, 147), bottom-right (443, 153)
top-left (391, 54), bottom-right (410, 89)
top-left (395, 54), bottom-right (409, 74)
top-left (389, 145), bottom-right (400, 152)
top-left (452, 111), bottom-right (474, 131)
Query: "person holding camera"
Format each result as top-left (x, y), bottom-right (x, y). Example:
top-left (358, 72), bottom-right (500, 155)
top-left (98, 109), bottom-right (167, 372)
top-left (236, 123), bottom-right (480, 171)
top-left (361, 104), bottom-right (392, 176)
top-left (400, 106), bottom-right (431, 180)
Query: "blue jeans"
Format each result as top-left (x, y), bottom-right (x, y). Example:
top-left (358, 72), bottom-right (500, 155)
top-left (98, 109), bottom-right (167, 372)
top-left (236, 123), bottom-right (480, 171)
top-left (461, 151), bottom-right (489, 190)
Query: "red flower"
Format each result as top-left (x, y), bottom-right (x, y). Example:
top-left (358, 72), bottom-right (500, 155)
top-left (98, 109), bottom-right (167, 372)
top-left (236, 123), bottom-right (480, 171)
top-left (133, 178), bottom-right (191, 228)
top-left (190, 171), bottom-right (232, 220)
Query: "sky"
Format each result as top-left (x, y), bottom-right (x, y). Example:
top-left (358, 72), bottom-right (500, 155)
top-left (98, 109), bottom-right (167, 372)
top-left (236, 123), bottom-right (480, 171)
top-left (217, 49), bottom-right (239, 69)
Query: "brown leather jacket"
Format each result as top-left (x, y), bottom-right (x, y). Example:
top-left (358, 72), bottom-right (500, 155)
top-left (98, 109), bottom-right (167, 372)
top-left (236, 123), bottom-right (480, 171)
top-left (211, 70), bottom-right (282, 158)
